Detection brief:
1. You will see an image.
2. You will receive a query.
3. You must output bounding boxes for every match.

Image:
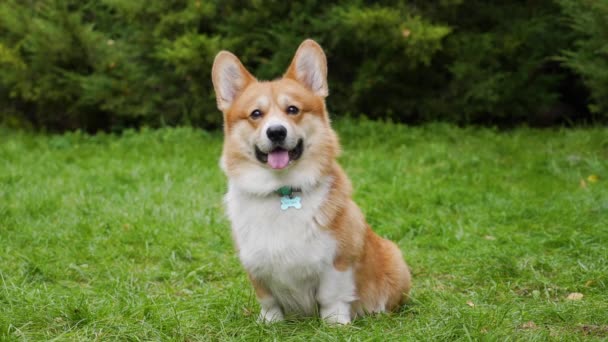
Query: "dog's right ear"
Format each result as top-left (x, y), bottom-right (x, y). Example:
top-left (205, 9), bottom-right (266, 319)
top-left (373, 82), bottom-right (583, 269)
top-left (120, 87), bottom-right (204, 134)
top-left (212, 51), bottom-right (255, 112)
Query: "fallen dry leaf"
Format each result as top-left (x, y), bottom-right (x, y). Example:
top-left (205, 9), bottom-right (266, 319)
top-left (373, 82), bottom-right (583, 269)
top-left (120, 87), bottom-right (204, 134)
top-left (580, 179), bottom-right (587, 188)
top-left (242, 307), bottom-right (253, 317)
top-left (587, 174), bottom-right (599, 183)
top-left (402, 29), bottom-right (411, 38)
top-left (585, 280), bottom-right (594, 287)
top-left (549, 328), bottom-right (560, 338)
top-left (466, 300), bottom-right (475, 307)
top-left (579, 324), bottom-right (608, 337)
top-left (484, 235), bottom-right (496, 241)
top-left (520, 321), bottom-right (538, 329)
top-left (567, 292), bottom-right (584, 300)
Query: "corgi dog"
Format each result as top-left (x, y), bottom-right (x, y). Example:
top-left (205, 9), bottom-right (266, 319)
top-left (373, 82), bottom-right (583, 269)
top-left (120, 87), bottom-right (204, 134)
top-left (212, 39), bottom-right (411, 324)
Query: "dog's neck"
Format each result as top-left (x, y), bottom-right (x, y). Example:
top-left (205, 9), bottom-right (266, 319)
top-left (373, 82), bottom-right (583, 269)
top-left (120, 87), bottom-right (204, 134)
top-left (276, 186), bottom-right (302, 196)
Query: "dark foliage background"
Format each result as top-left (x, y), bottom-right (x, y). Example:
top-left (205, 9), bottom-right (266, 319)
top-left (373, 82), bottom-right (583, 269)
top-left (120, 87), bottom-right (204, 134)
top-left (0, 0), bottom-right (606, 131)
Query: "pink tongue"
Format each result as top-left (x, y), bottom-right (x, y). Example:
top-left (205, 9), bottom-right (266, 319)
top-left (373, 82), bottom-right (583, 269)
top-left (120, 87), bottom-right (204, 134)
top-left (268, 150), bottom-right (289, 169)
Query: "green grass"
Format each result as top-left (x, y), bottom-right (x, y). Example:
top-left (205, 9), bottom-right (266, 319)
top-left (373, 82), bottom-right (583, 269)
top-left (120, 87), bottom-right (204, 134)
top-left (1, 120), bottom-right (607, 341)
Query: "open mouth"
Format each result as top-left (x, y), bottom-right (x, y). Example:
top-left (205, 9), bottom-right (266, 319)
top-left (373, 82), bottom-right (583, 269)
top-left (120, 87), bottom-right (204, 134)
top-left (255, 139), bottom-right (304, 169)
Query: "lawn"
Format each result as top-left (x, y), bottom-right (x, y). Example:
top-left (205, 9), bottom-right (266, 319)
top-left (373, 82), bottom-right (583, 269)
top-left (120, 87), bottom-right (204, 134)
top-left (1, 120), bottom-right (607, 341)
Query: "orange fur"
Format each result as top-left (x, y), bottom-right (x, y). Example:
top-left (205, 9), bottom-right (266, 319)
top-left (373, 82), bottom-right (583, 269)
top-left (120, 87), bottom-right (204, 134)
top-left (323, 163), bottom-right (412, 313)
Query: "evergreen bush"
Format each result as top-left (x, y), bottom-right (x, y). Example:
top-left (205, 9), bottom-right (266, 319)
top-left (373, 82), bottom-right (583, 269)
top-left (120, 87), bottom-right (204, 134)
top-left (557, 0), bottom-right (608, 118)
top-left (0, 0), bottom-right (601, 131)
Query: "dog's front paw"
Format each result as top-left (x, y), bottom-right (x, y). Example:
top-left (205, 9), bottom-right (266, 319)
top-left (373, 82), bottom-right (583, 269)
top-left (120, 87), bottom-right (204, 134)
top-left (323, 313), bottom-right (351, 325)
top-left (257, 307), bottom-right (284, 324)
top-left (321, 303), bottom-right (352, 325)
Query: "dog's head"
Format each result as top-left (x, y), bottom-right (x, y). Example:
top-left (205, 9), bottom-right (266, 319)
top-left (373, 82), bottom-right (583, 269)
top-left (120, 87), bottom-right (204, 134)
top-left (212, 39), bottom-right (339, 194)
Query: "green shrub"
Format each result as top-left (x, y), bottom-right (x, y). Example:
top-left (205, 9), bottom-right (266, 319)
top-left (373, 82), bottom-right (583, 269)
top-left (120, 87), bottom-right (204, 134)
top-left (0, 1), bottom-right (600, 131)
top-left (557, 0), bottom-right (608, 118)
top-left (437, 1), bottom-right (577, 124)
top-left (0, 0), bottom-right (224, 131)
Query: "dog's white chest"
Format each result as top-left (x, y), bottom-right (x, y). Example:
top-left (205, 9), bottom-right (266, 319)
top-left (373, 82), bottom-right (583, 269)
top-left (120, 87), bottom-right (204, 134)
top-left (225, 181), bottom-right (336, 315)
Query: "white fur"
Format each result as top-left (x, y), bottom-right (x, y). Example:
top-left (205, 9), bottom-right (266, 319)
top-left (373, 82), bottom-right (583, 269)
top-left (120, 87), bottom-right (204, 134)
top-left (317, 267), bottom-right (357, 324)
top-left (258, 297), bottom-right (284, 323)
top-left (225, 175), bottom-right (356, 322)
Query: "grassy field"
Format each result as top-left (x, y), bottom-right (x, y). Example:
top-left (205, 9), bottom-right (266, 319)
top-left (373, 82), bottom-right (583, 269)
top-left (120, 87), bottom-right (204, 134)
top-left (1, 120), bottom-right (607, 341)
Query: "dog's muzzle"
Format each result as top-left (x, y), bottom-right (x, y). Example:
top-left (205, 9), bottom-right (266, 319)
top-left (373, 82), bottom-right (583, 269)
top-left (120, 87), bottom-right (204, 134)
top-left (255, 139), bottom-right (304, 169)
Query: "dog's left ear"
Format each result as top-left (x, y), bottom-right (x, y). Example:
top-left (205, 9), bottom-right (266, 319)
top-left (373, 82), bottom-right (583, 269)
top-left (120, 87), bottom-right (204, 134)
top-left (284, 39), bottom-right (328, 97)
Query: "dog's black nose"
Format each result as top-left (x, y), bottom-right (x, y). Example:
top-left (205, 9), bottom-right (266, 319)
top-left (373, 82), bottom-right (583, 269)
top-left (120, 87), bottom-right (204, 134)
top-left (267, 125), bottom-right (287, 142)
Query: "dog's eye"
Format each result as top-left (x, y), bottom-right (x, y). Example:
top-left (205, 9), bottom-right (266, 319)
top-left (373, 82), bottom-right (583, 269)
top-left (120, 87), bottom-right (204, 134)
top-left (250, 109), bottom-right (263, 119)
top-left (286, 106), bottom-right (300, 115)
